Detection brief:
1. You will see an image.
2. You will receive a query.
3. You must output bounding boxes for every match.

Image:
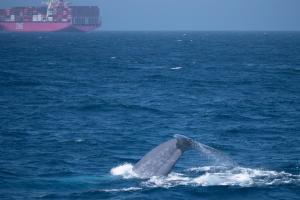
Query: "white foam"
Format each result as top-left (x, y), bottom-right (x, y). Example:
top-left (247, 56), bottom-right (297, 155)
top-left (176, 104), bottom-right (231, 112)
top-left (189, 166), bottom-right (299, 187)
top-left (188, 166), bottom-right (228, 172)
top-left (101, 187), bottom-right (142, 192)
top-left (110, 164), bottom-right (300, 188)
top-left (192, 169), bottom-right (253, 186)
top-left (110, 163), bottom-right (138, 179)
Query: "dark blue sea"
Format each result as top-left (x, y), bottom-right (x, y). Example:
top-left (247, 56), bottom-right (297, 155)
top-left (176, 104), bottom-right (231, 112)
top-left (0, 32), bottom-right (300, 200)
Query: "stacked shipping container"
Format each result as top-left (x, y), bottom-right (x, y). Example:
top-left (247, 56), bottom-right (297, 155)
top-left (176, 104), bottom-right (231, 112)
top-left (71, 6), bottom-right (100, 25)
top-left (0, 7), bottom-right (70, 22)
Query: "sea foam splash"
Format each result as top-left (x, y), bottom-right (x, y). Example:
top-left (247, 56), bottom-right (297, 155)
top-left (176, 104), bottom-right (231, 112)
top-left (110, 163), bottom-right (300, 189)
top-left (188, 166), bottom-right (299, 187)
top-left (110, 163), bottom-right (138, 179)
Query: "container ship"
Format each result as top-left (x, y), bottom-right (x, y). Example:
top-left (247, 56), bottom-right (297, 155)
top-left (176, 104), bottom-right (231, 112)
top-left (0, 0), bottom-right (101, 32)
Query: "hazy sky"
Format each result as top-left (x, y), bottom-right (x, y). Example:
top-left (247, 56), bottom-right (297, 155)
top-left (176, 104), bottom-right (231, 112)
top-left (1, 0), bottom-right (300, 31)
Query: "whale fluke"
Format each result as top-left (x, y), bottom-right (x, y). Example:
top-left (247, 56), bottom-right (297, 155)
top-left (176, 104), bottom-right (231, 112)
top-left (133, 134), bottom-right (194, 178)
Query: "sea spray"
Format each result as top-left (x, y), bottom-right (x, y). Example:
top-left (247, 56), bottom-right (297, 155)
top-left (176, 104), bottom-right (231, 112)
top-left (174, 134), bottom-right (236, 167)
top-left (192, 141), bottom-right (236, 167)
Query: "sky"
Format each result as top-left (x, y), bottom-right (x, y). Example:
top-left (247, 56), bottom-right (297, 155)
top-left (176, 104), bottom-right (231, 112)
top-left (1, 0), bottom-right (300, 31)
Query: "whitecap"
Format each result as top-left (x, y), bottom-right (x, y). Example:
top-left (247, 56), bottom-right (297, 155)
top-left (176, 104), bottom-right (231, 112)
top-left (101, 187), bottom-right (142, 192)
top-left (171, 67), bottom-right (182, 70)
top-left (75, 139), bottom-right (83, 143)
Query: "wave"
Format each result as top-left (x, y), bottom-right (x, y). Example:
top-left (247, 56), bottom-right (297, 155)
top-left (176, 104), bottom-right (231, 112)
top-left (76, 100), bottom-right (165, 114)
top-left (109, 163), bottom-right (300, 190)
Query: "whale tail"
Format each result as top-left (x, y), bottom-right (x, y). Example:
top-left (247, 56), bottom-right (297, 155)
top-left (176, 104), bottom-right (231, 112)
top-left (174, 134), bottom-right (194, 151)
top-left (133, 135), bottom-right (197, 178)
top-left (133, 134), bottom-right (234, 178)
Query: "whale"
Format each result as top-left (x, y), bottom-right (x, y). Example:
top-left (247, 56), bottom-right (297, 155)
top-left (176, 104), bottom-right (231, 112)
top-left (133, 134), bottom-right (196, 178)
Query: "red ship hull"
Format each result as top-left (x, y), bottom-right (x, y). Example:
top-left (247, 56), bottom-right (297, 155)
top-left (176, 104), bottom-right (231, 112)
top-left (0, 22), bottom-right (100, 32)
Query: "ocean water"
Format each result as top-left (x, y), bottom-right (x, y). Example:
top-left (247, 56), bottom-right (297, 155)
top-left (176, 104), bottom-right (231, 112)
top-left (0, 32), bottom-right (300, 200)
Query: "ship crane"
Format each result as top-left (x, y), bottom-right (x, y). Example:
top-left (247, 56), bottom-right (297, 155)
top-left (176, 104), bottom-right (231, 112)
top-left (46, 0), bottom-right (54, 21)
top-left (46, 0), bottom-right (59, 21)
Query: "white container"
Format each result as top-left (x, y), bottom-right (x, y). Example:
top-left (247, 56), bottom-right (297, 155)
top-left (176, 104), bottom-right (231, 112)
top-left (10, 15), bottom-right (15, 21)
top-left (37, 14), bottom-right (42, 21)
top-left (32, 15), bottom-right (38, 22)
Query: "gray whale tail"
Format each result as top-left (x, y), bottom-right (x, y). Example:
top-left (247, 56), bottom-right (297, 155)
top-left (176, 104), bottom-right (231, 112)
top-left (133, 134), bottom-right (196, 178)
